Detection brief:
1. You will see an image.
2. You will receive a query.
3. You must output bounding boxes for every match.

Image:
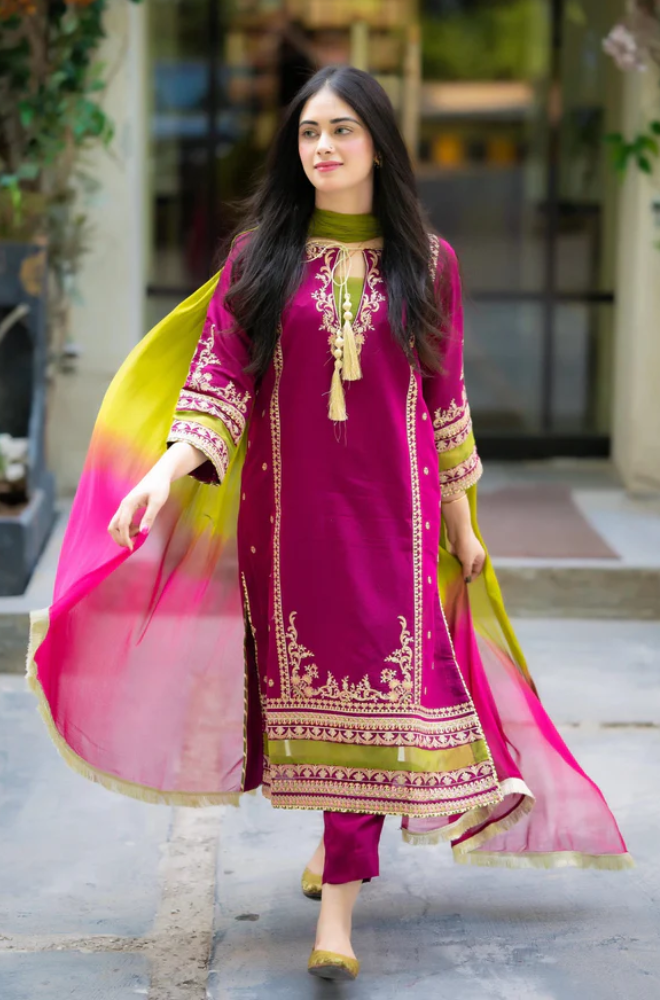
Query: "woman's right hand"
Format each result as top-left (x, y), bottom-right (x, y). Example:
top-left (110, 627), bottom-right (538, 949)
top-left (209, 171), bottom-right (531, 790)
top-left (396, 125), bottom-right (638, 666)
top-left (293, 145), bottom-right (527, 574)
top-left (107, 471), bottom-right (171, 550)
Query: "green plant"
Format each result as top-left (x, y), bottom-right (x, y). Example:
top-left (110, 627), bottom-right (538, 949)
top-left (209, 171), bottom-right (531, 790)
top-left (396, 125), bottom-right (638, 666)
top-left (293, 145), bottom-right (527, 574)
top-left (0, 0), bottom-right (142, 366)
top-left (605, 121), bottom-right (660, 175)
top-left (602, 1), bottom-right (660, 180)
top-left (421, 0), bottom-right (548, 83)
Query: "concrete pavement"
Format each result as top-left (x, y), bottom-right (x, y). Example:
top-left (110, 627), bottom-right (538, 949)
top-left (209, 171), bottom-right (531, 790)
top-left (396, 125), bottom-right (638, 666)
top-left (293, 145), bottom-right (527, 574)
top-left (1, 618), bottom-right (659, 999)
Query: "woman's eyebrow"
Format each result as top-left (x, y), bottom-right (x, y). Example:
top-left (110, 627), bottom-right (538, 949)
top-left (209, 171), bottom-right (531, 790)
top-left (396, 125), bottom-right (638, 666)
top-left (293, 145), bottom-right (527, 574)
top-left (299, 117), bottom-right (362, 127)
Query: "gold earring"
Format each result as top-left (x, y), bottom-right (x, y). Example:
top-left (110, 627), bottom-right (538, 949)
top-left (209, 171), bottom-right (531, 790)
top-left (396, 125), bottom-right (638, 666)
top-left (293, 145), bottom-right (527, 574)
top-left (374, 154), bottom-right (382, 167)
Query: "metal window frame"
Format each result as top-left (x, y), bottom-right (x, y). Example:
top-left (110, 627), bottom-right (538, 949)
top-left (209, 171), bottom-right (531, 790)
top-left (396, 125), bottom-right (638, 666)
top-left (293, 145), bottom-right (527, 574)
top-left (147, 0), bottom-right (614, 460)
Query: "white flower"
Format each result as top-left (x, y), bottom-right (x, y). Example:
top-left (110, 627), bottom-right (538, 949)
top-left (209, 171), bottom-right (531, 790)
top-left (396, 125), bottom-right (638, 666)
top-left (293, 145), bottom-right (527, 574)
top-left (0, 434), bottom-right (28, 461)
top-left (5, 463), bottom-right (26, 483)
top-left (603, 24), bottom-right (647, 70)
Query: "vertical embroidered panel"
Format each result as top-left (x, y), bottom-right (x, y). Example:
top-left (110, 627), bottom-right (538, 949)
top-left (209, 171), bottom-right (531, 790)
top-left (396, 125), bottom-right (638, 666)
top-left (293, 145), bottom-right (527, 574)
top-left (406, 370), bottom-right (423, 699)
top-left (270, 337), bottom-right (289, 697)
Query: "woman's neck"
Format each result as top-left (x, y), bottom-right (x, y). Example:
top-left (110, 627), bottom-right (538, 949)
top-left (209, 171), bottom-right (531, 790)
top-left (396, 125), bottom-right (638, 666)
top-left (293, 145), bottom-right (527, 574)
top-left (315, 192), bottom-right (374, 216)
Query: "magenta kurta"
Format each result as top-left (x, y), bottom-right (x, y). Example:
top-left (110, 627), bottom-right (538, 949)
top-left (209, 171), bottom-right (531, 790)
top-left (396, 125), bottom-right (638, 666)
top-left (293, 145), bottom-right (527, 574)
top-left (28, 216), bottom-right (631, 868)
top-left (168, 233), bottom-right (501, 817)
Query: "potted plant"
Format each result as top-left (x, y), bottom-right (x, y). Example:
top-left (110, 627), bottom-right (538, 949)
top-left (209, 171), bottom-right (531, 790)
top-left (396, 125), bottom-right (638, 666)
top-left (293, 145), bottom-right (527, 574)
top-left (0, 0), bottom-right (141, 595)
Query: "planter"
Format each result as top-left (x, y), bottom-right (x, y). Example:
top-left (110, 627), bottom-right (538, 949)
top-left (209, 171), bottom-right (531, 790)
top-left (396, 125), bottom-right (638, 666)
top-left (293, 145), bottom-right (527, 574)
top-left (0, 241), bottom-right (56, 596)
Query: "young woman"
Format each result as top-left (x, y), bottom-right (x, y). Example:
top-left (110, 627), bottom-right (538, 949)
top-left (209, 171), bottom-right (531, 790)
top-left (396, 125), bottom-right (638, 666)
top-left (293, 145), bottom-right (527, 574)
top-left (28, 67), bottom-right (631, 983)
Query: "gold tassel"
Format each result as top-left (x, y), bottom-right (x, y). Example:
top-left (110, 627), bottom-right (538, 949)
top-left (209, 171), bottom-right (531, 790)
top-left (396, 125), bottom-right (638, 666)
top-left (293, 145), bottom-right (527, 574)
top-left (341, 318), bottom-right (362, 381)
top-left (328, 360), bottom-right (347, 421)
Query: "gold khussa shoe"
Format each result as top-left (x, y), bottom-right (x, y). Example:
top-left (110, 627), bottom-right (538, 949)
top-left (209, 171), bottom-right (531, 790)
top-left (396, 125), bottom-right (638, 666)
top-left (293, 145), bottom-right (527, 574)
top-left (301, 867), bottom-right (322, 900)
top-left (308, 949), bottom-right (360, 981)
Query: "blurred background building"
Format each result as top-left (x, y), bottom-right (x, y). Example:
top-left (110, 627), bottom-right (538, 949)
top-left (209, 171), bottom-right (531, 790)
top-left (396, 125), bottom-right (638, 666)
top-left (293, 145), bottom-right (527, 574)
top-left (49, 0), bottom-right (660, 494)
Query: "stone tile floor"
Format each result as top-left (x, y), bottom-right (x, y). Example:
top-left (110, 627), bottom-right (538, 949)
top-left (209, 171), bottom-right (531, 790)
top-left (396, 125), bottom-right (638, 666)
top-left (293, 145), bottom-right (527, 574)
top-left (1, 618), bottom-right (659, 999)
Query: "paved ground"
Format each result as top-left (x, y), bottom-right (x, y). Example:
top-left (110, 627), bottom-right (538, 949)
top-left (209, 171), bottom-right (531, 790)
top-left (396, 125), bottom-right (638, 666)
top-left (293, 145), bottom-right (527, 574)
top-left (1, 618), bottom-right (659, 1000)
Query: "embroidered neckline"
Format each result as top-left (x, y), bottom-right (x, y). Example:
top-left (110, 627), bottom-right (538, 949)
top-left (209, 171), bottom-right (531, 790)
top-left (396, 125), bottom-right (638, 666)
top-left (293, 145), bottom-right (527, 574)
top-left (309, 246), bottom-right (385, 360)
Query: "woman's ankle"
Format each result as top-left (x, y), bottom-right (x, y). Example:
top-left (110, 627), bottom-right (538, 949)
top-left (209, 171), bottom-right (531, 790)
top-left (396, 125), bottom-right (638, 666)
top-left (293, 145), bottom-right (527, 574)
top-left (306, 835), bottom-right (325, 876)
top-left (313, 880), bottom-right (361, 958)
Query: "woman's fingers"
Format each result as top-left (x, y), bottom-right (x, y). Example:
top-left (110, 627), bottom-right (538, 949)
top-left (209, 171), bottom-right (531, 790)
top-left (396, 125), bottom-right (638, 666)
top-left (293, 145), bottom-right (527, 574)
top-left (117, 499), bottom-right (138, 550)
top-left (107, 483), bottom-right (169, 550)
top-left (137, 492), bottom-right (166, 536)
top-left (456, 542), bottom-right (486, 583)
top-left (470, 549), bottom-right (486, 581)
top-left (109, 495), bottom-right (143, 550)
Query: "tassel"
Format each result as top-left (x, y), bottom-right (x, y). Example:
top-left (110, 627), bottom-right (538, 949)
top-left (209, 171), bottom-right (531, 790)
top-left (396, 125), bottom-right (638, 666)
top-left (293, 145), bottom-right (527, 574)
top-left (328, 360), bottom-right (348, 421)
top-left (341, 318), bottom-right (362, 381)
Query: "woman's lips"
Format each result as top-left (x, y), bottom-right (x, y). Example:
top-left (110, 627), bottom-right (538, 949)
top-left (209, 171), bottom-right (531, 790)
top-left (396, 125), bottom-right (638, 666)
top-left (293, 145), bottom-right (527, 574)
top-left (315, 163), bottom-right (342, 172)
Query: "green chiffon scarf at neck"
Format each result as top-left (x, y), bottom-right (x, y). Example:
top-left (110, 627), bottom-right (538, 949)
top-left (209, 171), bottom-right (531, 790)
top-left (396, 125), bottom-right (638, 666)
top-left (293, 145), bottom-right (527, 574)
top-left (308, 207), bottom-right (382, 242)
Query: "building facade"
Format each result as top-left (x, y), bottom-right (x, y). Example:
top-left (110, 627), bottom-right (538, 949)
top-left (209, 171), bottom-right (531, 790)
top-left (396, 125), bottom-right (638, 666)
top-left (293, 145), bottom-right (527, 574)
top-left (49, 0), bottom-right (660, 493)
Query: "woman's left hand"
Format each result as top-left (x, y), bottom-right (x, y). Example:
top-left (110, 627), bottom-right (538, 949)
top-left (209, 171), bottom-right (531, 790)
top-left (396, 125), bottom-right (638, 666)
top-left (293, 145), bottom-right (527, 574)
top-left (441, 493), bottom-right (486, 583)
top-left (446, 527), bottom-right (486, 583)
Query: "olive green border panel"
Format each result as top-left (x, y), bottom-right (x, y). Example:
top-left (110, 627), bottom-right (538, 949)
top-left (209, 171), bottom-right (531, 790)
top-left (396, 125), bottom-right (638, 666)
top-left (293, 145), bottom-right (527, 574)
top-left (266, 738), bottom-right (489, 773)
top-left (437, 432), bottom-right (476, 472)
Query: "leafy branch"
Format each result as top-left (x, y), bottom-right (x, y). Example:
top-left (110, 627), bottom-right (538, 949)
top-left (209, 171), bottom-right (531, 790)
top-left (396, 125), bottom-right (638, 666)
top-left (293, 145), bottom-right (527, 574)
top-left (605, 121), bottom-right (660, 176)
top-left (0, 0), bottom-right (142, 371)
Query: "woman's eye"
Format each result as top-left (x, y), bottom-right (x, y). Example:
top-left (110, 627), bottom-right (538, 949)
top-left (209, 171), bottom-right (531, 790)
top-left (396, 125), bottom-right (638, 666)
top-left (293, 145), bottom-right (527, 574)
top-left (300, 127), bottom-right (352, 139)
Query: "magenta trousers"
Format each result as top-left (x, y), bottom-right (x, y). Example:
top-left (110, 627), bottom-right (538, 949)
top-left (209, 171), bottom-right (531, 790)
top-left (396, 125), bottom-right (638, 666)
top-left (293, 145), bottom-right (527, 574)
top-left (322, 811), bottom-right (386, 885)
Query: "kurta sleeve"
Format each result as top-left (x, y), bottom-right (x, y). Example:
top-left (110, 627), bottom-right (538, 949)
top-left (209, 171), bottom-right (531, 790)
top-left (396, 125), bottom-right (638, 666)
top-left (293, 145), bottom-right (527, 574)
top-left (422, 237), bottom-right (482, 498)
top-left (167, 244), bottom-right (255, 485)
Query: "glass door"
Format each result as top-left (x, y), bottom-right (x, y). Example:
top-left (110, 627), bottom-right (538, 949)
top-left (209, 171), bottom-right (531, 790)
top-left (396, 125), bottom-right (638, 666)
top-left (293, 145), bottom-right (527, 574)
top-left (146, 0), bottom-right (621, 456)
top-left (418, 0), bottom-right (619, 453)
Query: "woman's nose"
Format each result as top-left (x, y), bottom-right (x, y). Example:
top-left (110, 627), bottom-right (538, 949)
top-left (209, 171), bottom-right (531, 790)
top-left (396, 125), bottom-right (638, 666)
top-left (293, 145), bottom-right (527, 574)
top-left (317, 132), bottom-right (334, 154)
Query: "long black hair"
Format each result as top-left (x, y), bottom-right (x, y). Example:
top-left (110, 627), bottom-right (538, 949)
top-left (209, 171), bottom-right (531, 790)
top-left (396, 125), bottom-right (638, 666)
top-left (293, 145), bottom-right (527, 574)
top-left (222, 65), bottom-right (445, 377)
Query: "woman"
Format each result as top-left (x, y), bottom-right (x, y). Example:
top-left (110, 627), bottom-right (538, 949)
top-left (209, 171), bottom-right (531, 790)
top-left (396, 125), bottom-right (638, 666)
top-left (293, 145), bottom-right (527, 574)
top-left (27, 67), bottom-right (631, 983)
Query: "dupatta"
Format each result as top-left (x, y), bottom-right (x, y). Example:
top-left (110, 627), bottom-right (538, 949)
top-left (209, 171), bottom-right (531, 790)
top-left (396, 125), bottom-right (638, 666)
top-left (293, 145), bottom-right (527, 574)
top-left (26, 265), bottom-right (632, 869)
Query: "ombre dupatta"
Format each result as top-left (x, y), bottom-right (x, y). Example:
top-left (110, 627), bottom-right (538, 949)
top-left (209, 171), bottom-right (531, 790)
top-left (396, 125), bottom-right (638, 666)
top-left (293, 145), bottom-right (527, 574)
top-left (26, 233), bottom-right (632, 869)
top-left (28, 270), bottom-right (251, 805)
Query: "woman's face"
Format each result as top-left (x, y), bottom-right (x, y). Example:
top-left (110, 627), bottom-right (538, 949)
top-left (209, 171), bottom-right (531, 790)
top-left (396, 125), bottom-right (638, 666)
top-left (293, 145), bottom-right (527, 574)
top-left (298, 86), bottom-right (376, 198)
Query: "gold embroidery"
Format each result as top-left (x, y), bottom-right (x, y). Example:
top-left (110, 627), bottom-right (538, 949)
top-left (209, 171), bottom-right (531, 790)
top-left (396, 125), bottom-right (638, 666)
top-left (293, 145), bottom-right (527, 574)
top-left (432, 385), bottom-right (478, 457)
top-left (309, 247), bottom-right (385, 356)
top-left (352, 255), bottom-right (385, 343)
top-left (305, 240), bottom-right (382, 262)
top-left (176, 385), bottom-right (249, 446)
top-left (433, 385), bottom-right (469, 433)
top-left (266, 763), bottom-right (502, 816)
top-left (265, 785), bottom-right (502, 817)
top-left (187, 322), bottom-right (223, 393)
top-left (270, 760), bottom-right (494, 791)
top-left (287, 612), bottom-right (319, 700)
top-left (167, 419), bottom-right (229, 483)
top-left (266, 704), bottom-right (476, 727)
top-left (270, 337), bottom-right (288, 696)
top-left (307, 236), bottom-right (437, 275)
top-left (382, 617), bottom-right (414, 705)
top-left (181, 321), bottom-right (251, 443)
top-left (284, 612), bottom-right (418, 707)
top-left (265, 724), bottom-right (484, 751)
top-left (406, 371), bottom-right (423, 698)
top-left (441, 453), bottom-right (483, 496)
top-left (428, 233), bottom-right (441, 277)
top-left (436, 420), bottom-right (472, 454)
